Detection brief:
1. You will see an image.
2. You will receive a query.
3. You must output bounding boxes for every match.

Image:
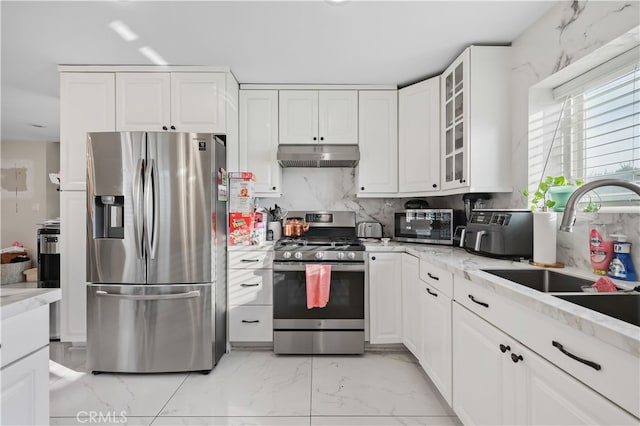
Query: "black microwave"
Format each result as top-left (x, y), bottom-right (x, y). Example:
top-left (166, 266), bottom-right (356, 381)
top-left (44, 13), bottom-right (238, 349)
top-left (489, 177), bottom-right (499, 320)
top-left (394, 209), bottom-right (457, 245)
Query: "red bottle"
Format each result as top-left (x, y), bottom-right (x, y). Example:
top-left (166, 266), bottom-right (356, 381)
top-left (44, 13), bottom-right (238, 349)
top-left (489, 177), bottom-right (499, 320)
top-left (590, 224), bottom-right (613, 275)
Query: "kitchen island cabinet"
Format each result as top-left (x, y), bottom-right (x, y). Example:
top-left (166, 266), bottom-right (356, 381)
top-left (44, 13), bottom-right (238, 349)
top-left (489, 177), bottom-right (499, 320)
top-left (1, 287), bottom-right (61, 426)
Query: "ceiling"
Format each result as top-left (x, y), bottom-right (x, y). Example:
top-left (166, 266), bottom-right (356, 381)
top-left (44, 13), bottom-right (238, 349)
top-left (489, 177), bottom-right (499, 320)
top-left (1, 0), bottom-right (556, 142)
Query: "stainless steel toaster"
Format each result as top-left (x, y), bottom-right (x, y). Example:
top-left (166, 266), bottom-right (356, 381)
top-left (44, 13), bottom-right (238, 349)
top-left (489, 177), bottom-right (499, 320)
top-left (357, 222), bottom-right (383, 238)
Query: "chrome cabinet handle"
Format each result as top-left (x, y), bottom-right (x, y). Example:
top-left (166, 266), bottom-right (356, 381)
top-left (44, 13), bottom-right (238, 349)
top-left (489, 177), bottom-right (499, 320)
top-left (552, 341), bottom-right (601, 371)
top-left (95, 290), bottom-right (200, 300)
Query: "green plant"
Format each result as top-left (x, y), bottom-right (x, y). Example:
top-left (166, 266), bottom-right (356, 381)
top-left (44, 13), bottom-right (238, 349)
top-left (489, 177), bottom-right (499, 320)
top-left (522, 175), bottom-right (584, 211)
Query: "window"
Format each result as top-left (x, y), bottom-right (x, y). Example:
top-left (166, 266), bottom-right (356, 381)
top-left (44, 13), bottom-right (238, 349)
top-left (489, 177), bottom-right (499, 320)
top-left (528, 48), bottom-right (640, 206)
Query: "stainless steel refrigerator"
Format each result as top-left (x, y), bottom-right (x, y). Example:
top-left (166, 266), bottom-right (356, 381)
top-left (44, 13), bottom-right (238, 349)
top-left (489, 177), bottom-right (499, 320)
top-left (86, 132), bottom-right (227, 374)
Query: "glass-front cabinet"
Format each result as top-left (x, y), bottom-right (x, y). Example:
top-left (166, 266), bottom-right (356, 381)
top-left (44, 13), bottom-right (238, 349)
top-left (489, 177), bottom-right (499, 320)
top-left (441, 49), bottom-right (470, 191)
top-left (439, 46), bottom-right (512, 194)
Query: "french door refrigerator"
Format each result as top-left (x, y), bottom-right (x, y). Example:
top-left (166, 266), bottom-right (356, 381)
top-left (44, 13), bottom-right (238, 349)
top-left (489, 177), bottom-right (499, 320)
top-left (86, 132), bottom-right (227, 373)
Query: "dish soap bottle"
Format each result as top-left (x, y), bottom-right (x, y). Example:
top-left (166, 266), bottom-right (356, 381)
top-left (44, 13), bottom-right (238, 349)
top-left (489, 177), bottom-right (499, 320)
top-left (590, 223), bottom-right (613, 275)
top-left (607, 234), bottom-right (638, 281)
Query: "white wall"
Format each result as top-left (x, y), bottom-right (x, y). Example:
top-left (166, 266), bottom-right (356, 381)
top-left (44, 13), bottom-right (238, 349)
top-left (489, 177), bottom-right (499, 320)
top-left (1, 140), bottom-right (60, 254)
top-left (501, 0), bottom-right (639, 269)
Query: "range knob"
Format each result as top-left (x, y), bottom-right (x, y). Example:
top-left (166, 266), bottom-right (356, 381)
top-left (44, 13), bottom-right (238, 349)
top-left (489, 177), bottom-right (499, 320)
top-left (315, 252), bottom-right (324, 260)
top-left (283, 252), bottom-right (292, 259)
top-left (337, 252), bottom-right (345, 260)
top-left (347, 252), bottom-right (356, 260)
top-left (294, 252), bottom-right (303, 259)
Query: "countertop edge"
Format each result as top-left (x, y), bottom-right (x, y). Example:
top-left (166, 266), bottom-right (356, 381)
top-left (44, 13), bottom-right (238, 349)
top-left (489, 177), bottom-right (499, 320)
top-left (363, 242), bottom-right (640, 357)
top-left (0, 288), bottom-right (61, 320)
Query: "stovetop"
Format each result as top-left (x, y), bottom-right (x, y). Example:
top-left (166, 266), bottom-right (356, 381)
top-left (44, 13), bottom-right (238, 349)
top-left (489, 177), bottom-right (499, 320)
top-left (275, 236), bottom-right (364, 249)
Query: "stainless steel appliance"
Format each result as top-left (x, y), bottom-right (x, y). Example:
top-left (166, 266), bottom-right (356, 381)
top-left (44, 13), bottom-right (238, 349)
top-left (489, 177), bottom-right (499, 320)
top-left (462, 209), bottom-right (533, 259)
top-left (277, 144), bottom-right (360, 167)
top-left (37, 223), bottom-right (60, 340)
top-left (273, 211), bottom-right (365, 355)
top-left (394, 209), bottom-right (459, 245)
top-left (356, 221), bottom-right (382, 239)
top-left (86, 132), bottom-right (227, 374)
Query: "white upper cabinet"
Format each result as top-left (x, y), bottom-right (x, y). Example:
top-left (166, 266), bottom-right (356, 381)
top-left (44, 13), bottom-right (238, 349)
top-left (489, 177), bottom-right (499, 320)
top-left (440, 46), bottom-right (512, 193)
top-left (398, 76), bottom-right (440, 194)
top-left (171, 73), bottom-right (226, 133)
top-left (279, 90), bottom-right (357, 145)
top-left (357, 90), bottom-right (398, 195)
top-left (116, 73), bottom-right (171, 131)
top-left (59, 73), bottom-right (115, 191)
top-left (239, 90), bottom-right (281, 196)
top-left (116, 72), bottom-right (226, 133)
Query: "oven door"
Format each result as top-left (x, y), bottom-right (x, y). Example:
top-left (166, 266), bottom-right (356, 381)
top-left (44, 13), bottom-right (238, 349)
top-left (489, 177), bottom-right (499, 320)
top-left (272, 262), bottom-right (365, 328)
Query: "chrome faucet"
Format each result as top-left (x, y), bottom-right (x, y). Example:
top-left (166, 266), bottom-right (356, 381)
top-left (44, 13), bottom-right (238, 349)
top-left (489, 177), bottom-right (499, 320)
top-left (559, 179), bottom-right (640, 232)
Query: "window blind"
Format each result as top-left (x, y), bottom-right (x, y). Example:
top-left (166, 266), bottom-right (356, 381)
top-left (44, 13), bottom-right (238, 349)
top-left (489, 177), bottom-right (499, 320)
top-left (528, 52), bottom-right (640, 205)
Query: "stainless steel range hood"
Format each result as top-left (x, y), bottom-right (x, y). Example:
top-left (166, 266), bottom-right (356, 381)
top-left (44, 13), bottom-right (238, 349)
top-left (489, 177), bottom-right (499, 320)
top-left (277, 144), bottom-right (360, 168)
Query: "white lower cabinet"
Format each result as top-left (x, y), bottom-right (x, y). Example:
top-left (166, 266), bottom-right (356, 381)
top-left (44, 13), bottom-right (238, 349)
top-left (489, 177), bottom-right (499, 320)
top-left (60, 190), bottom-right (87, 342)
top-left (401, 254), bottom-right (420, 355)
top-left (419, 277), bottom-right (452, 406)
top-left (228, 247), bottom-right (274, 342)
top-left (1, 346), bottom-right (49, 426)
top-left (368, 252), bottom-right (403, 344)
top-left (452, 302), bottom-right (637, 426)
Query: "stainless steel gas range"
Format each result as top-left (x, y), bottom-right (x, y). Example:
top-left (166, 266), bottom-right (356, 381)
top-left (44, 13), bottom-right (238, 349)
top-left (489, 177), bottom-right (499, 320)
top-left (273, 211), bottom-right (365, 355)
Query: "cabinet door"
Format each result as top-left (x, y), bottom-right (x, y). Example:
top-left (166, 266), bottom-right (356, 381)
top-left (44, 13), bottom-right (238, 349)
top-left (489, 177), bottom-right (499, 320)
top-left (441, 50), bottom-right (470, 191)
top-left (279, 91), bottom-right (318, 144)
top-left (116, 73), bottom-right (170, 131)
top-left (0, 346), bottom-right (49, 426)
top-left (369, 252), bottom-right (403, 344)
top-left (357, 90), bottom-right (398, 194)
top-left (452, 303), bottom-right (506, 426)
top-left (60, 191), bottom-right (87, 342)
top-left (512, 342), bottom-right (638, 426)
top-left (318, 90), bottom-right (358, 144)
top-left (401, 254), bottom-right (420, 356)
top-left (398, 77), bottom-right (440, 194)
top-left (420, 281), bottom-right (452, 405)
top-left (171, 72), bottom-right (226, 133)
top-left (239, 90), bottom-right (281, 196)
top-left (60, 73), bottom-right (115, 191)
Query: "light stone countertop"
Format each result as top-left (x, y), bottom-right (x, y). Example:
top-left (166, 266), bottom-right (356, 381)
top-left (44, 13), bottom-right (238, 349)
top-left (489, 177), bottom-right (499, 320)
top-left (364, 241), bottom-right (640, 357)
top-left (0, 285), bottom-right (61, 320)
top-left (228, 242), bottom-right (275, 251)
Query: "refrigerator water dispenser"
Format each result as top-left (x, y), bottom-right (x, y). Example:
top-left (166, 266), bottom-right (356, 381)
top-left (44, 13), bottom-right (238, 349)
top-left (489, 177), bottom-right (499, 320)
top-left (94, 195), bottom-right (125, 239)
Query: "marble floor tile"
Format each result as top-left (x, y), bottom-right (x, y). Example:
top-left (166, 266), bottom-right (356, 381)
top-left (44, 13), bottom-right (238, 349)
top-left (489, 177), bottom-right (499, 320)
top-left (311, 352), bottom-right (454, 416)
top-left (50, 416), bottom-right (155, 425)
top-left (50, 342), bottom-right (87, 385)
top-left (310, 416), bottom-right (462, 426)
top-left (152, 417), bottom-right (311, 426)
top-left (159, 350), bottom-right (312, 417)
top-left (50, 370), bottom-right (188, 417)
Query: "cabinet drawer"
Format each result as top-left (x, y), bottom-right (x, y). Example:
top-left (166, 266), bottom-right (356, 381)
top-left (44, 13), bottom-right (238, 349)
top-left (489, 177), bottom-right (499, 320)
top-left (1, 305), bottom-right (49, 368)
top-left (454, 275), bottom-right (640, 418)
top-left (229, 306), bottom-right (273, 342)
top-left (229, 269), bottom-right (273, 306)
top-left (228, 250), bottom-right (273, 269)
top-left (419, 260), bottom-right (453, 297)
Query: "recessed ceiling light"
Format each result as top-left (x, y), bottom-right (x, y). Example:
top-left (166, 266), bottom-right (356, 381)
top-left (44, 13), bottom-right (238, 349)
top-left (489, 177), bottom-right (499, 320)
top-left (109, 20), bottom-right (139, 42)
top-left (139, 46), bottom-right (168, 66)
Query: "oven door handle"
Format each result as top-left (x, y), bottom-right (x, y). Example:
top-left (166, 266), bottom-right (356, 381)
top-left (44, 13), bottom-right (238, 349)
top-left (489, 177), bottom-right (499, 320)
top-left (273, 263), bottom-right (364, 272)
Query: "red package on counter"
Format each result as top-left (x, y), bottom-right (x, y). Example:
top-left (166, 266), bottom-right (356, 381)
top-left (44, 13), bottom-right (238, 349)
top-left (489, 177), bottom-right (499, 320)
top-left (592, 276), bottom-right (617, 292)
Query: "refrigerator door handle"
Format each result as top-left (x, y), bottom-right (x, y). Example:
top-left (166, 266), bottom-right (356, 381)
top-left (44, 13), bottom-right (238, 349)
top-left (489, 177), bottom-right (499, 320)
top-left (95, 290), bottom-right (201, 300)
top-left (133, 159), bottom-right (145, 259)
top-left (144, 158), bottom-right (158, 260)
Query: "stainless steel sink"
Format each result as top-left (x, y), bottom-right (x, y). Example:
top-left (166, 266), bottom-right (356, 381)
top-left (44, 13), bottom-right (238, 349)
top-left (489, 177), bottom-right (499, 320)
top-left (482, 269), bottom-right (595, 293)
top-left (554, 294), bottom-right (640, 327)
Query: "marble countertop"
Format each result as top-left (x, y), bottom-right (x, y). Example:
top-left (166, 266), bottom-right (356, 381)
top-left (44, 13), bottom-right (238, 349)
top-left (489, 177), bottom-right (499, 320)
top-left (0, 285), bottom-right (61, 320)
top-left (364, 241), bottom-right (640, 357)
top-left (228, 242), bottom-right (275, 251)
